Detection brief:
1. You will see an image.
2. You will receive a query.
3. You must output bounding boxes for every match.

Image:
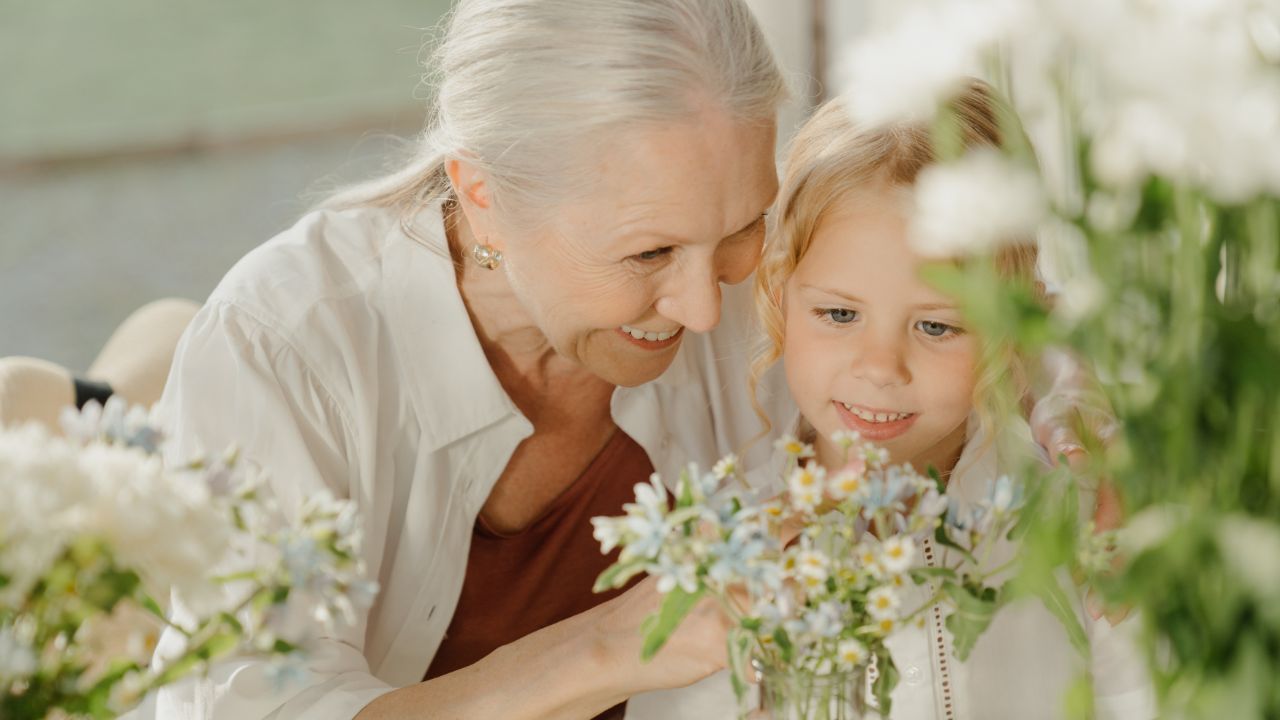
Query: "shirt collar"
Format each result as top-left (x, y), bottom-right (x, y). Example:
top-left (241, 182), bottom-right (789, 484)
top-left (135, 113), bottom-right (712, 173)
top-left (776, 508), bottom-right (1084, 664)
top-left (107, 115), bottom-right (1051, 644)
top-left (381, 200), bottom-right (526, 452)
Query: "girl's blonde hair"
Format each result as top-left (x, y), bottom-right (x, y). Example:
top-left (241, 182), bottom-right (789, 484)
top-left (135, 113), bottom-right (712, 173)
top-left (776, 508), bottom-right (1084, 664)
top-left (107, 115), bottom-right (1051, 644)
top-left (752, 79), bottom-right (1040, 448)
top-left (323, 0), bottom-right (787, 225)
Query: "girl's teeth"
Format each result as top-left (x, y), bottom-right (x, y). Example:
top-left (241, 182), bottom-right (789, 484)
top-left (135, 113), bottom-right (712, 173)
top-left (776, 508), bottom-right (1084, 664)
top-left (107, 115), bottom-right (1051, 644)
top-left (840, 403), bottom-right (911, 423)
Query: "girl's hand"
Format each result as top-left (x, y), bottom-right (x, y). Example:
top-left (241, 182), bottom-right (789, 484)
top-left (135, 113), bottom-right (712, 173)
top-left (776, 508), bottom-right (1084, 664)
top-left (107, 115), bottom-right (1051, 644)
top-left (1028, 350), bottom-right (1131, 623)
top-left (1028, 349), bottom-right (1118, 472)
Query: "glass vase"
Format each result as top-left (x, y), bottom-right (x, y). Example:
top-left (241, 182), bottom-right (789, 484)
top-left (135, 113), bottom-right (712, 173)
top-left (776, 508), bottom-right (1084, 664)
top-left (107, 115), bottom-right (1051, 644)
top-left (746, 659), bottom-right (869, 720)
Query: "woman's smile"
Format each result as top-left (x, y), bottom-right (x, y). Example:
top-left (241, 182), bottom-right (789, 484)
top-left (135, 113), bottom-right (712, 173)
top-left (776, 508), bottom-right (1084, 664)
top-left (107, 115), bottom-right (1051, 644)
top-left (615, 325), bottom-right (684, 350)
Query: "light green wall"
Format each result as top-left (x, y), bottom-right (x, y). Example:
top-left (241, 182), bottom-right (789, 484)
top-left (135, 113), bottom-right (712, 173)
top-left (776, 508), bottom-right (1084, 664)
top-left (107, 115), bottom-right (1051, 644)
top-left (0, 1), bottom-right (451, 369)
top-left (1, 0), bottom-right (451, 160)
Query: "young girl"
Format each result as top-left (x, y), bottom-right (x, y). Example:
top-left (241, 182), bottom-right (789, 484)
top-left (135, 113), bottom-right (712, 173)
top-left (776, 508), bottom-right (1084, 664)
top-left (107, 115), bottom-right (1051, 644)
top-left (627, 82), bottom-right (1154, 719)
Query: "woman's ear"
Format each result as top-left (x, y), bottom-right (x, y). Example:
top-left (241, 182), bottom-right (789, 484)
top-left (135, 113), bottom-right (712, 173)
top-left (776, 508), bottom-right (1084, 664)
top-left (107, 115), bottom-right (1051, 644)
top-left (445, 157), bottom-right (492, 211)
top-left (444, 158), bottom-right (505, 254)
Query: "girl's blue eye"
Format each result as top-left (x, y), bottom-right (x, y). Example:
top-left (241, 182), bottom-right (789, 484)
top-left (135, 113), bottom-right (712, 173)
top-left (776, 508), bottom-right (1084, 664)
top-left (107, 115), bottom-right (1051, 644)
top-left (823, 308), bottom-right (858, 324)
top-left (917, 320), bottom-right (959, 337)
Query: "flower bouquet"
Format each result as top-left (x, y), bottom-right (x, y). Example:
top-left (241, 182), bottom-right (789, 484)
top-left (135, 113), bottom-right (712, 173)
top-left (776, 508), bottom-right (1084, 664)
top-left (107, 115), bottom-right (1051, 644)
top-left (593, 432), bottom-right (1026, 718)
top-left (0, 398), bottom-right (377, 719)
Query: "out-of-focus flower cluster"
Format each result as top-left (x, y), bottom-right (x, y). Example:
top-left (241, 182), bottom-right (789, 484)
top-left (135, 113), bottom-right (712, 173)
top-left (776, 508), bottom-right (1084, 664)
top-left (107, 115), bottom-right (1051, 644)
top-left (593, 431), bottom-right (1024, 713)
top-left (0, 398), bottom-right (378, 719)
top-left (839, 0), bottom-right (1280, 257)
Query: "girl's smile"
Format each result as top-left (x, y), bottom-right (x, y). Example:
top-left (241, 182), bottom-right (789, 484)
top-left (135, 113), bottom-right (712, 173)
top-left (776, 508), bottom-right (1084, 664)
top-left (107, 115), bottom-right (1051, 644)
top-left (833, 401), bottom-right (919, 441)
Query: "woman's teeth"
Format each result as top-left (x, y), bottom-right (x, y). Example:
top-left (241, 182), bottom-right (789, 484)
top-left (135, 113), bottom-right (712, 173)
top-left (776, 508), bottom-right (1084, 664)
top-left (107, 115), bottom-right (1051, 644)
top-left (621, 325), bottom-right (680, 342)
top-left (840, 403), bottom-right (913, 423)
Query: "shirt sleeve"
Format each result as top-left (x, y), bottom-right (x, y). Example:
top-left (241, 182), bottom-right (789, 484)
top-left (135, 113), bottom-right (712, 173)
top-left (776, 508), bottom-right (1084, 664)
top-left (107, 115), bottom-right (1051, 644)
top-left (145, 300), bottom-right (394, 720)
top-left (1088, 611), bottom-right (1158, 720)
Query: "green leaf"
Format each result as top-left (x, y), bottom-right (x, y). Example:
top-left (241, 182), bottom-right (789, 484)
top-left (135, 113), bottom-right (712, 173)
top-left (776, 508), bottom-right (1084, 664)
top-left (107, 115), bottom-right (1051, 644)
top-left (943, 582), bottom-right (1004, 661)
top-left (909, 566), bottom-right (954, 581)
top-left (934, 524), bottom-right (979, 566)
top-left (1020, 571), bottom-right (1089, 657)
top-left (872, 648), bottom-right (900, 716)
top-left (927, 466), bottom-right (946, 493)
top-left (593, 560), bottom-right (647, 593)
top-left (677, 472), bottom-right (695, 509)
top-left (772, 626), bottom-right (793, 665)
top-left (140, 593), bottom-right (170, 625)
top-left (640, 586), bottom-right (704, 662)
top-left (726, 630), bottom-right (751, 704)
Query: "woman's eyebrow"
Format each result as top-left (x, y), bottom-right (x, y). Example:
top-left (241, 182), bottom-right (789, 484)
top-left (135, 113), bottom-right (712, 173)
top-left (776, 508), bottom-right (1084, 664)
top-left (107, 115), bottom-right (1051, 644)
top-left (619, 212), bottom-right (767, 245)
top-left (731, 213), bottom-right (767, 236)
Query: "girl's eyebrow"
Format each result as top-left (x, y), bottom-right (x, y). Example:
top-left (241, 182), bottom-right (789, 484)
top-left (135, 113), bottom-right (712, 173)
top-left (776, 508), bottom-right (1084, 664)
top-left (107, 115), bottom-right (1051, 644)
top-left (799, 284), bottom-right (864, 304)
top-left (798, 284), bottom-right (959, 312)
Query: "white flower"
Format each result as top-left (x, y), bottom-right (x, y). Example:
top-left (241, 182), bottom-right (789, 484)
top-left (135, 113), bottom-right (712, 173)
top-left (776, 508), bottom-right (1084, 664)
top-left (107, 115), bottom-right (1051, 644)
top-left (619, 474), bottom-right (671, 561)
top-left (803, 600), bottom-right (845, 639)
top-left (981, 475), bottom-right (1024, 518)
top-left (879, 536), bottom-right (917, 576)
top-left (917, 488), bottom-right (949, 519)
top-left (0, 626), bottom-right (36, 681)
top-left (792, 548), bottom-right (831, 590)
top-left (863, 446), bottom-right (891, 469)
top-left (264, 653), bottom-right (312, 693)
top-left (837, 638), bottom-right (869, 669)
top-left (654, 556), bottom-right (700, 594)
top-left (826, 468), bottom-right (864, 501)
top-left (854, 540), bottom-right (885, 580)
top-left (591, 515), bottom-right (629, 554)
top-left (867, 586), bottom-right (902, 621)
top-left (829, 430), bottom-right (861, 450)
top-left (1217, 515), bottom-right (1280, 599)
top-left (839, 0), bottom-right (1019, 128)
top-left (712, 454), bottom-right (739, 481)
top-left (910, 149), bottom-right (1048, 259)
top-left (775, 435), bottom-right (816, 460)
top-left (787, 464), bottom-right (826, 512)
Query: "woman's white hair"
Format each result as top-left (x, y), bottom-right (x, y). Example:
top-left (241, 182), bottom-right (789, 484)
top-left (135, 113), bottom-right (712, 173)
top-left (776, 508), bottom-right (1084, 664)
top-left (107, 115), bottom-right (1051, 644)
top-left (324, 0), bottom-right (788, 220)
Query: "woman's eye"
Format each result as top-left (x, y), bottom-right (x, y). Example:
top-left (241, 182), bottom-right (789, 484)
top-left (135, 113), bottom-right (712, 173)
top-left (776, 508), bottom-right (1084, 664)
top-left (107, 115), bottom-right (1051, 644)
top-left (821, 308), bottom-right (858, 324)
top-left (635, 246), bottom-right (673, 262)
top-left (917, 320), bottom-right (960, 337)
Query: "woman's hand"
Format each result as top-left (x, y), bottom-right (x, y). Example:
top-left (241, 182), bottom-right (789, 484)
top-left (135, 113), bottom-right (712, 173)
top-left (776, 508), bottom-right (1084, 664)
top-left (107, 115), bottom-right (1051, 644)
top-left (591, 574), bottom-right (736, 694)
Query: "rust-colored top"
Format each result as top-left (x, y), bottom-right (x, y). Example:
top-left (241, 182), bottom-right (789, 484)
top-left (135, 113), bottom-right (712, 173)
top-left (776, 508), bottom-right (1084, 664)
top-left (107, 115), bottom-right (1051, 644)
top-left (424, 429), bottom-right (653, 719)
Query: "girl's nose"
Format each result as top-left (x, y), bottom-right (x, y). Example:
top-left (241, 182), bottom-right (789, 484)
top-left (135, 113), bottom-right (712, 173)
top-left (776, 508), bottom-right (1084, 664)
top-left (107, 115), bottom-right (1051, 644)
top-left (852, 333), bottom-right (911, 388)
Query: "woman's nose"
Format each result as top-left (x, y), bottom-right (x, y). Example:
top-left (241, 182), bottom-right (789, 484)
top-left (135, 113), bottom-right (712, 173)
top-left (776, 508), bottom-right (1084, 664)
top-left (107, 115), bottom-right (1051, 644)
top-left (653, 258), bottom-right (724, 333)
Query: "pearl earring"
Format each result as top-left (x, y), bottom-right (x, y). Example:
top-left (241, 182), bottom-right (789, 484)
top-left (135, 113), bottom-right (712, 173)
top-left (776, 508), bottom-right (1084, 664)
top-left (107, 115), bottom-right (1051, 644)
top-left (470, 243), bottom-right (503, 270)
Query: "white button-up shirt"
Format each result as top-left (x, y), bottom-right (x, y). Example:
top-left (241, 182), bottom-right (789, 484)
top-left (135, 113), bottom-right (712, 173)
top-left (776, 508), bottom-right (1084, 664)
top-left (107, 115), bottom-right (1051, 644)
top-left (145, 201), bottom-right (794, 720)
top-left (626, 422), bottom-right (1157, 720)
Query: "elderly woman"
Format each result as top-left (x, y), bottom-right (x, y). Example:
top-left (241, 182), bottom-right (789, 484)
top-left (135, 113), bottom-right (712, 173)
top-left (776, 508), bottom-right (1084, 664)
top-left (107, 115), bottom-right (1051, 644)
top-left (151, 1), bottom-right (1098, 719)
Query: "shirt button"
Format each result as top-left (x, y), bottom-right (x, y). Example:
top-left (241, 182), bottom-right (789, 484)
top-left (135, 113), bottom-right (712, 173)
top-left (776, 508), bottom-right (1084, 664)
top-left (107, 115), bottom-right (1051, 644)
top-left (904, 665), bottom-right (924, 685)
